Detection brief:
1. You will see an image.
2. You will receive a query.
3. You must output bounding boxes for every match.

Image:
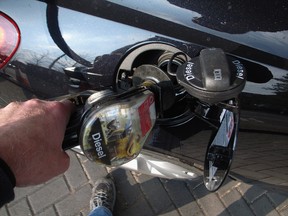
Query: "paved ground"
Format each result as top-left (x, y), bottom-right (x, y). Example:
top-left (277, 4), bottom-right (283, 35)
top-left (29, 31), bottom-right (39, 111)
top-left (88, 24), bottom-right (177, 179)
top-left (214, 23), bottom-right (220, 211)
top-left (1, 77), bottom-right (288, 216)
top-left (1, 151), bottom-right (288, 216)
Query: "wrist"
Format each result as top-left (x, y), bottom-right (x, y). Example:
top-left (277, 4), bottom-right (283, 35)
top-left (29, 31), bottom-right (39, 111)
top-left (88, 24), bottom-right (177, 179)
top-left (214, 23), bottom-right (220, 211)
top-left (0, 158), bottom-right (16, 187)
top-left (0, 126), bottom-right (19, 186)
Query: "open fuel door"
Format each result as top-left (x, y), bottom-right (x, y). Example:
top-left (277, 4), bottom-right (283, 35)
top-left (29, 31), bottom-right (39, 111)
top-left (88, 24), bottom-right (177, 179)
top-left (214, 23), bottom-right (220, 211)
top-left (203, 102), bottom-right (239, 191)
top-left (176, 48), bottom-right (246, 191)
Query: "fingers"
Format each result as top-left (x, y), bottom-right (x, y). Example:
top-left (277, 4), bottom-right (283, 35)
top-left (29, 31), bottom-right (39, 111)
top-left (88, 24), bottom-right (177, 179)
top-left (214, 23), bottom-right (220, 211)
top-left (43, 100), bottom-right (75, 128)
top-left (59, 100), bottom-right (76, 125)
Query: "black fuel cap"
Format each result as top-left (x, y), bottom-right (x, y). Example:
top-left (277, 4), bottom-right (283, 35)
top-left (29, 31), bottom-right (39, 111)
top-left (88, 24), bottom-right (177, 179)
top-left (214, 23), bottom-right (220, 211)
top-left (176, 48), bottom-right (246, 104)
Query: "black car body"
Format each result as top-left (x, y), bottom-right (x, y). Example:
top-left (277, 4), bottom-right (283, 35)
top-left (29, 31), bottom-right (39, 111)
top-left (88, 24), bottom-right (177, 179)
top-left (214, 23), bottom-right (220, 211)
top-left (1, 0), bottom-right (288, 190)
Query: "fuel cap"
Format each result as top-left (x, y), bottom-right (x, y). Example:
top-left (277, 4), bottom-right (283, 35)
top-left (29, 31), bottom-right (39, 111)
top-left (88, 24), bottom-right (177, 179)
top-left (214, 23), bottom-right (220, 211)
top-left (176, 48), bottom-right (246, 104)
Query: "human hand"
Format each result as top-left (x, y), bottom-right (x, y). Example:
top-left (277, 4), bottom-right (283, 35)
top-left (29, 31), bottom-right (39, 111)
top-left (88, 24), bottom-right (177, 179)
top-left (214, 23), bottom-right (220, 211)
top-left (0, 99), bottom-right (74, 186)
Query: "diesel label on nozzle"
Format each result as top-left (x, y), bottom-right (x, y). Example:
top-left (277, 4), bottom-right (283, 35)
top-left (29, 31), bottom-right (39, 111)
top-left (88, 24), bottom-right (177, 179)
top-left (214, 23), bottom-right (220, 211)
top-left (81, 118), bottom-right (110, 165)
top-left (92, 132), bottom-right (106, 159)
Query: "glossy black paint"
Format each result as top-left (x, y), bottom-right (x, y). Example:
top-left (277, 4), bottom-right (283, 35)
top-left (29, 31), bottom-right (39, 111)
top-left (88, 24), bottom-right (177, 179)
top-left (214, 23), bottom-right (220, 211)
top-left (1, 0), bottom-right (288, 188)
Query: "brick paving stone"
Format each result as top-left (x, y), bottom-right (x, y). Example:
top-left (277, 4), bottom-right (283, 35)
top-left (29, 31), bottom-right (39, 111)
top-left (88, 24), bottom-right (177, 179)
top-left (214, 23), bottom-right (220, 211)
top-left (158, 204), bottom-right (181, 216)
top-left (28, 177), bottom-right (70, 214)
top-left (250, 156), bottom-right (287, 164)
top-left (134, 173), bottom-right (174, 215)
top-left (230, 160), bottom-right (249, 169)
top-left (8, 198), bottom-right (32, 216)
top-left (237, 183), bottom-right (268, 204)
top-left (220, 188), bottom-right (254, 216)
top-left (190, 183), bottom-right (230, 216)
top-left (79, 155), bottom-right (108, 182)
top-left (259, 170), bottom-right (288, 181)
top-left (111, 169), bottom-right (144, 210)
top-left (271, 167), bottom-right (288, 175)
top-left (279, 182), bottom-right (288, 187)
top-left (35, 207), bottom-right (57, 216)
top-left (231, 168), bottom-right (271, 181)
top-left (0, 207), bottom-right (9, 216)
top-left (10, 184), bottom-right (43, 204)
top-left (267, 192), bottom-right (288, 212)
top-left (237, 163), bottom-right (275, 172)
top-left (275, 160), bottom-right (288, 167)
top-left (262, 177), bottom-right (288, 185)
top-left (56, 184), bottom-right (91, 216)
top-left (64, 151), bottom-right (88, 190)
top-left (216, 179), bottom-right (241, 198)
top-left (80, 207), bottom-right (92, 216)
top-left (233, 151), bottom-right (264, 160)
top-left (114, 196), bottom-right (155, 216)
top-left (251, 195), bottom-right (281, 216)
top-left (161, 179), bottom-right (204, 216)
top-left (280, 207), bottom-right (288, 216)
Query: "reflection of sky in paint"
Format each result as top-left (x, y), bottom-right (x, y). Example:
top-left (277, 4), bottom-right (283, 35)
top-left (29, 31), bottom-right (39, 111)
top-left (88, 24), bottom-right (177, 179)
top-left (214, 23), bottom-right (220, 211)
top-left (109, 0), bottom-right (288, 59)
top-left (109, 0), bottom-right (202, 27)
top-left (1, 1), bottom-right (61, 54)
top-left (244, 65), bottom-right (287, 95)
top-left (3, 0), bottom-right (288, 59)
top-left (1, 1), bottom-right (59, 68)
top-left (1, 0), bottom-right (156, 62)
top-left (242, 31), bottom-right (288, 58)
top-left (58, 8), bottom-right (155, 59)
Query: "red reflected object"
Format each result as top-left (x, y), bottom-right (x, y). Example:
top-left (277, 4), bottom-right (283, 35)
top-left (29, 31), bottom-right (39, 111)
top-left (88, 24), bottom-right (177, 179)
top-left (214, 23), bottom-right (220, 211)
top-left (0, 12), bottom-right (21, 69)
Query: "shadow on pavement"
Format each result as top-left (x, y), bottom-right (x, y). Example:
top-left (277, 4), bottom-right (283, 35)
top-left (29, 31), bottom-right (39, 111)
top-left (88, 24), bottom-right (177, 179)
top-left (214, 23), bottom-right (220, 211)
top-left (108, 167), bottom-right (288, 216)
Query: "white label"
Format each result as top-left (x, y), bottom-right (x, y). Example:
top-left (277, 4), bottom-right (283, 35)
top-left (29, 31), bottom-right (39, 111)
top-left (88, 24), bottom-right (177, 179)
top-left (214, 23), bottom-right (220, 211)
top-left (92, 133), bottom-right (107, 159)
top-left (184, 62), bottom-right (195, 81)
top-left (232, 60), bottom-right (245, 80)
top-left (213, 69), bottom-right (222, 80)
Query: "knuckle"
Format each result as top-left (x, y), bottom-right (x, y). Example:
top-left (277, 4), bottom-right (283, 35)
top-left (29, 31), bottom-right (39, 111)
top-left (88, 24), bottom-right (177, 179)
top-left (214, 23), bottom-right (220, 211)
top-left (2, 101), bottom-right (22, 112)
top-left (24, 99), bottom-right (42, 107)
top-left (48, 101), bottom-right (68, 119)
top-left (50, 101), bottom-right (65, 112)
top-left (6, 101), bottom-right (21, 108)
